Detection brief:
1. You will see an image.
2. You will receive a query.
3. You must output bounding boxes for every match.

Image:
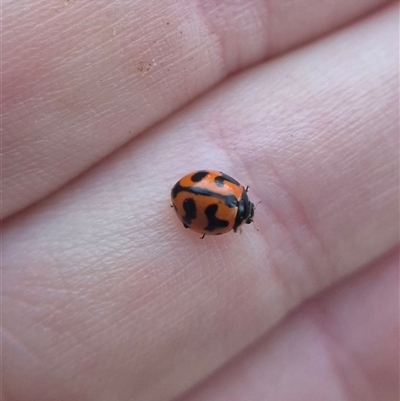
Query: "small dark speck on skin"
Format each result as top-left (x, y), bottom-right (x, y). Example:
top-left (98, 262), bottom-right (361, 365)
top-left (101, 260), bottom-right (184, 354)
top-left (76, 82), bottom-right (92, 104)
top-left (167, 22), bottom-right (169, 25)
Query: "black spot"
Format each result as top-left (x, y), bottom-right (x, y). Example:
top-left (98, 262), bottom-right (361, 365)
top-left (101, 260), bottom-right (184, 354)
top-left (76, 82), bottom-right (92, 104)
top-left (214, 176), bottom-right (225, 187)
top-left (182, 198), bottom-right (197, 225)
top-left (225, 194), bottom-right (239, 208)
top-left (204, 204), bottom-right (229, 232)
top-left (191, 171), bottom-right (209, 182)
top-left (183, 222), bottom-right (189, 228)
top-left (215, 172), bottom-right (241, 187)
top-left (171, 183), bottom-right (184, 199)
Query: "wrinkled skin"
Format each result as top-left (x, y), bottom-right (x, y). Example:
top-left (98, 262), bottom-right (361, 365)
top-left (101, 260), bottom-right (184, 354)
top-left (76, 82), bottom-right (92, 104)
top-left (2, 1), bottom-right (399, 401)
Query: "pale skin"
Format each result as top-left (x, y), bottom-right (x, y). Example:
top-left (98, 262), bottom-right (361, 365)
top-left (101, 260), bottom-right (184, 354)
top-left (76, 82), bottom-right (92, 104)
top-left (2, 1), bottom-right (399, 400)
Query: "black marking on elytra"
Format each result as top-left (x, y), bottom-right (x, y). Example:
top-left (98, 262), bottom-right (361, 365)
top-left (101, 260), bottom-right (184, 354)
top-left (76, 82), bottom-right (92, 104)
top-left (183, 222), bottom-right (189, 228)
top-left (204, 204), bottom-right (229, 232)
top-left (171, 183), bottom-right (183, 199)
top-left (224, 194), bottom-right (239, 208)
top-left (191, 171), bottom-right (209, 182)
top-left (172, 183), bottom-right (239, 209)
top-left (182, 198), bottom-right (197, 226)
top-left (215, 172), bottom-right (241, 187)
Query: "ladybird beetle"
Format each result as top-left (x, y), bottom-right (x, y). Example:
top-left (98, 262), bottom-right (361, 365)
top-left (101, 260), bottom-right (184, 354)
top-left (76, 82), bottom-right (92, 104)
top-left (171, 170), bottom-right (255, 238)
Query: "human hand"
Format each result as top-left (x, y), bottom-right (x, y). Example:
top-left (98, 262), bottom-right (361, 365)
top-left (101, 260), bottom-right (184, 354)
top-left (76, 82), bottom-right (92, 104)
top-left (3, 1), bottom-right (399, 400)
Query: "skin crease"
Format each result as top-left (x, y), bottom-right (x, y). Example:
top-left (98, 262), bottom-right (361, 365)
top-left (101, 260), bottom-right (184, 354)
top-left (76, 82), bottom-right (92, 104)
top-left (2, 3), bottom-right (399, 401)
top-left (2, 0), bottom-right (395, 218)
top-left (177, 249), bottom-right (399, 401)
